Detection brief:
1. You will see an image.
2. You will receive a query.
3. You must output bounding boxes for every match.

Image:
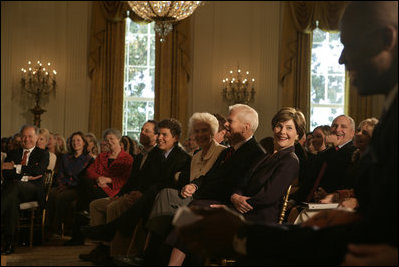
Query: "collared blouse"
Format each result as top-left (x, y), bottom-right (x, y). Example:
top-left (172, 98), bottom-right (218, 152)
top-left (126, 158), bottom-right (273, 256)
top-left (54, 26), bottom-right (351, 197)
top-left (190, 139), bottom-right (226, 181)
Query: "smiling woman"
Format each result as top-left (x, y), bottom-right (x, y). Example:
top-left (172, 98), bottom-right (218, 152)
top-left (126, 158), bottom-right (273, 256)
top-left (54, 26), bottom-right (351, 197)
top-left (271, 107), bottom-right (306, 153)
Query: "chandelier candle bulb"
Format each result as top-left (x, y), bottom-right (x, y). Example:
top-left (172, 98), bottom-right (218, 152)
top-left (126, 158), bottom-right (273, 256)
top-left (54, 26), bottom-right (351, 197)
top-left (221, 65), bottom-right (256, 105)
top-left (20, 60), bottom-right (57, 127)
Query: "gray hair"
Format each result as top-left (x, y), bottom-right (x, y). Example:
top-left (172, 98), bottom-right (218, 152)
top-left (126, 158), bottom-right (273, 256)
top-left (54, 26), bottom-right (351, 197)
top-left (333, 115), bottom-right (356, 132)
top-left (102, 128), bottom-right (122, 140)
top-left (188, 112), bottom-right (219, 137)
top-left (229, 104), bottom-right (259, 133)
top-left (19, 124), bottom-right (39, 135)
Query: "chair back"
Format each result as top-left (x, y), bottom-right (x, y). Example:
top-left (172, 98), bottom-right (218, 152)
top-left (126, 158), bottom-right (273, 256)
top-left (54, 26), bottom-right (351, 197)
top-left (278, 184), bottom-right (292, 224)
top-left (43, 170), bottom-right (54, 202)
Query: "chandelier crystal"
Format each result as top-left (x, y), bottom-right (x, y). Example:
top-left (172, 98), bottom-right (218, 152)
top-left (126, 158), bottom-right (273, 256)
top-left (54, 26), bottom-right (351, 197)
top-left (222, 66), bottom-right (255, 105)
top-left (127, 1), bottom-right (202, 42)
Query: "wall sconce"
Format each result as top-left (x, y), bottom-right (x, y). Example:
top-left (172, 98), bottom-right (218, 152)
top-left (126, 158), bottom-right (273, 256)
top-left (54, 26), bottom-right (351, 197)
top-left (222, 66), bottom-right (255, 105)
top-left (21, 60), bottom-right (56, 127)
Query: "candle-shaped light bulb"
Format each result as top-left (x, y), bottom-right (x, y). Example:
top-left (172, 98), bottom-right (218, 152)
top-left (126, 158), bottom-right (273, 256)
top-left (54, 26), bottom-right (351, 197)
top-left (252, 78), bottom-right (255, 82)
top-left (46, 72), bottom-right (49, 75)
top-left (230, 70), bottom-right (233, 74)
top-left (43, 68), bottom-right (46, 71)
top-left (28, 61), bottom-right (31, 65)
top-left (29, 67), bottom-right (32, 71)
top-left (238, 69), bottom-right (241, 73)
top-left (48, 62), bottom-right (51, 66)
top-left (21, 68), bottom-right (24, 72)
top-left (37, 61), bottom-right (40, 64)
top-left (53, 70), bottom-right (57, 75)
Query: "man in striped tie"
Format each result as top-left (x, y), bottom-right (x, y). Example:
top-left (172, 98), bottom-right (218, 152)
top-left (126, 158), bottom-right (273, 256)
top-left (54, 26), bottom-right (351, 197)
top-left (1, 125), bottom-right (49, 255)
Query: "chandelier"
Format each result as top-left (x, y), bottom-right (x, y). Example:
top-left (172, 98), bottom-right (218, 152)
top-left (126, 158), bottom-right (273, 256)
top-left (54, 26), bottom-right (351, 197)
top-left (222, 66), bottom-right (255, 105)
top-left (127, 1), bottom-right (202, 42)
top-left (21, 60), bottom-right (57, 127)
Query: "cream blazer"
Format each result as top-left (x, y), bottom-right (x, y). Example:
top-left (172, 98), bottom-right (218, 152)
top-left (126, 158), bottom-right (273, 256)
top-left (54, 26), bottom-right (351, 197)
top-left (190, 139), bottom-right (226, 181)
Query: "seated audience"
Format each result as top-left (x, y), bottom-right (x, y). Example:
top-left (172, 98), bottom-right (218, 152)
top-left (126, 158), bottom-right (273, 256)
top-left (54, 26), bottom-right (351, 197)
top-left (65, 128), bottom-right (133, 246)
top-left (142, 113), bottom-right (226, 264)
top-left (79, 120), bottom-right (163, 265)
top-left (1, 125), bottom-right (49, 255)
top-left (80, 119), bottom-right (191, 263)
top-left (46, 131), bottom-right (93, 239)
top-left (175, 2), bottom-right (398, 265)
top-left (168, 107), bottom-right (306, 266)
top-left (143, 104), bottom-right (265, 265)
top-left (318, 117), bottom-right (379, 207)
top-left (291, 114), bottom-right (357, 204)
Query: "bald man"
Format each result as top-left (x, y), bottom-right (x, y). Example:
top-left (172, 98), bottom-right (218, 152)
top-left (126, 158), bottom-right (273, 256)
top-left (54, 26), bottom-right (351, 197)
top-left (177, 2), bottom-right (398, 265)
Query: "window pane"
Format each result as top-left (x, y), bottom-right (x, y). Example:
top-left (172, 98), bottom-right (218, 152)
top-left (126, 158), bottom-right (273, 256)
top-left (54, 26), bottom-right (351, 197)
top-left (129, 21), bottom-right (148, 34)
top-left (310, 29), bottom-right (346, 131)
top-left (310, 106), bottom-right (344, 129)
top-left (123, 18), bottom-right (155, 139)
top-left (311, 75), bottom-right (325, 104)
top-left (313, 28), bottom-right (325, 43)
top-left (327, 76), bottom-right (344, 104)
top-left (129, 35), bottom-right (148, 66)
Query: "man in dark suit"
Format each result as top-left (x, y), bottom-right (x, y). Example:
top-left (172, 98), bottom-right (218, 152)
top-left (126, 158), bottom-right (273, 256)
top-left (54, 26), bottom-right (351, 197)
top-left (292, 114), bottom-right (357, 203)
top-left (80, 119), bottom-right (191, 253)
top-left (183, 104), bottom-right (265, 204)
top-left (177, 2), bottom-right (398, 265)
top-left (1, 125), bottom-right (49, 255)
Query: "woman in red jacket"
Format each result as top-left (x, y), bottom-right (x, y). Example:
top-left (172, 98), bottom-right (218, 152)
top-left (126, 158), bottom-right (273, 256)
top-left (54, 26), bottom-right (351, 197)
top-left (64, 128), bottom-right (133, 246)
top-left (86, 129), bottom-right (133, 198)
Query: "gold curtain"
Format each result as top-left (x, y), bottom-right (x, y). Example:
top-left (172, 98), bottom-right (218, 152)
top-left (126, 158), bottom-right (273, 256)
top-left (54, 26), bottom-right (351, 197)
top-left (88, 1), bottom-right (149, 139)
top-left (88, 1), bottom-right (191, 140)
top-left (155, 18), bottom-right (192, 140)
top-left (279, 1), bottom-right (348, 130)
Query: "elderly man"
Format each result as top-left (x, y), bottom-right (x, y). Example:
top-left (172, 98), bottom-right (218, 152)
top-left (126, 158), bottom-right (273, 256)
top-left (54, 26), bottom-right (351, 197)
top-left (1, 125), bottom-right (49, 255)
top-left (177, 2), bottom-right (398, 265)
top-left (292, 114), bottom-right (357, 203)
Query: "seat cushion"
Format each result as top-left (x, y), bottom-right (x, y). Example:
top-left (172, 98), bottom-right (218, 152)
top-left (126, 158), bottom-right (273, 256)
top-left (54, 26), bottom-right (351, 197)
top-left (20, 201), bottom-right (39, 210)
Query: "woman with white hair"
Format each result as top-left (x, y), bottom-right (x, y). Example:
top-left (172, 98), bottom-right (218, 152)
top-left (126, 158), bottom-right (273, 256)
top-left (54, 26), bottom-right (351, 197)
top-left (142, 113), bottom-right (227, 257)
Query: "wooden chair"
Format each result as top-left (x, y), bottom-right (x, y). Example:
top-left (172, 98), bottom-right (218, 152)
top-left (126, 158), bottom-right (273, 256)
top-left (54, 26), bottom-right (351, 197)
top-left (17, 170), bottom-right (54, 247)
top-left (278, 184), bottom-right (292, 224)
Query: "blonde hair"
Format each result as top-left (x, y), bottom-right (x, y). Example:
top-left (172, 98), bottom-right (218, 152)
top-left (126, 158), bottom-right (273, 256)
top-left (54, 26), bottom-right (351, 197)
top-left (38, 128), bottom-right (50, 144)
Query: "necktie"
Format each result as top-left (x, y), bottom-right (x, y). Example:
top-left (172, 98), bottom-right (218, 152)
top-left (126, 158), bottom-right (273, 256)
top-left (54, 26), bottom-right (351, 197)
top-left (305, 161), bottom-right (328, 202)
top-left (21, 150), bottom-right (29, 165)
top-left (223, 147), bottom-right (235, 161)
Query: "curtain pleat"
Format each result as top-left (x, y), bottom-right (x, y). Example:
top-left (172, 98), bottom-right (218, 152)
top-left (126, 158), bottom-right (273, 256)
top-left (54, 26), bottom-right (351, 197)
top-left (88, 1), bottom-right (191, 140)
